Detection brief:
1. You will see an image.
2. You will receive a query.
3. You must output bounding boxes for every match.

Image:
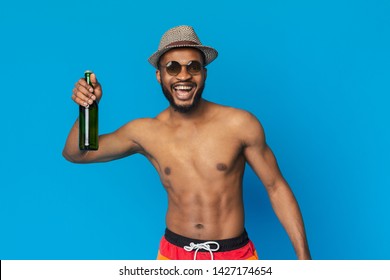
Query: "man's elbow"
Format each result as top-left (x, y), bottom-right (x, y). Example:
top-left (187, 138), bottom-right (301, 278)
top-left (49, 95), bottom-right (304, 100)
top-left (264, 181), bottom-right (278, 196)
top-left (264, 177), bottom-right (289, 196)
top-left (62, 149), bottom-right (83, 164)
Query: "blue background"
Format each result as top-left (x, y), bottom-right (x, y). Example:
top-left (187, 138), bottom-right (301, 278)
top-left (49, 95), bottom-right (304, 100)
top-left (0, 0), bottom-right (389, 260)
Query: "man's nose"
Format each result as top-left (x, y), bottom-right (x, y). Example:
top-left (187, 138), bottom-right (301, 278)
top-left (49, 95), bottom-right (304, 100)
top-left (176, 65), bottom-right (192, 80)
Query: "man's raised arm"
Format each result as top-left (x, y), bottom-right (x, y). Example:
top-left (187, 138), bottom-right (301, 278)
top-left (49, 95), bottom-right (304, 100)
top-left (62, 73), bottom-right (142, 163)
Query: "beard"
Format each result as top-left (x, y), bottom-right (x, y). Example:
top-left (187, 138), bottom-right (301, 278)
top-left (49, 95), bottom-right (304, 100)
top-left (160, 81), bottom-right (205, 114)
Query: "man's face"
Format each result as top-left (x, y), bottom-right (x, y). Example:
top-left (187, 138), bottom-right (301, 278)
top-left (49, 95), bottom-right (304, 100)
top-left (156, 48), bottom-right (207, 114)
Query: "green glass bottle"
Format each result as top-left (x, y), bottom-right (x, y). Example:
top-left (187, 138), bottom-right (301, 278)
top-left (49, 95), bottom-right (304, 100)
top-left (79, 70), bottom-right (99, 150)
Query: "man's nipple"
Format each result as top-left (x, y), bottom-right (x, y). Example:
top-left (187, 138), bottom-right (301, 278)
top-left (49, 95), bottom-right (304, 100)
top-left (216, 163), bottom-right (228, 171)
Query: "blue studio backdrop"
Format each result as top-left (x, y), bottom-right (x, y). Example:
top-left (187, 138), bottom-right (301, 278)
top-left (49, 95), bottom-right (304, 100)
top-left (0, 0), bottom-right (389, 260)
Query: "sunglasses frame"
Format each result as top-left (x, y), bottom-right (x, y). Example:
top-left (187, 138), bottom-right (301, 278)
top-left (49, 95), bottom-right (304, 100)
top-left (161, 60), bottom-right (204, 76)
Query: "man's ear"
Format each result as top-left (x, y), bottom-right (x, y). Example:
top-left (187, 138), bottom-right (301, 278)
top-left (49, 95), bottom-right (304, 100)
top-left (204, 67), bottom-right (207, 80)
top-left (156, 70), bottom-right (161, 84)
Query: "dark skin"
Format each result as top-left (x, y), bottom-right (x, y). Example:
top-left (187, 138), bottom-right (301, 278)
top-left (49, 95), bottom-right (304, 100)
top-left (63, 48), bottom-right (311, 259)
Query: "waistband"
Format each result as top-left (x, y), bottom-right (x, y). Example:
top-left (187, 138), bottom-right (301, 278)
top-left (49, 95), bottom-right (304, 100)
top-left (164, 228), bottom-right (249, 252)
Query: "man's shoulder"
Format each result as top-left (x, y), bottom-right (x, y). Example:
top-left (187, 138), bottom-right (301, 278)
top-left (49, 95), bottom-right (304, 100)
top-left (213, 103), bottom-right (259, 125)
top-left (125, 116), bottom-right (158, 126)
top-left (211, 103), bottom-right (264, 142)
top-left (121, 116), bottom-right (162, 133)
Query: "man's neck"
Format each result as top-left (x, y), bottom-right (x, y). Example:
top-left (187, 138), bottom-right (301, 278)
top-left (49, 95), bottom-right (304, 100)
top-left (168, 99), bottom-right (209, 124)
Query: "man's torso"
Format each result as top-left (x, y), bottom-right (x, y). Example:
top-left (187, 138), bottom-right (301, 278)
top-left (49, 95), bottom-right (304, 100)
top-left (129, 101), bottom-right (251, 240)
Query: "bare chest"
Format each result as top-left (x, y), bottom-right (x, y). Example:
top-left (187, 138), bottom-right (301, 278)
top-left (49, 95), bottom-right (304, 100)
top-left (142, 124), bottom-right (245, 179)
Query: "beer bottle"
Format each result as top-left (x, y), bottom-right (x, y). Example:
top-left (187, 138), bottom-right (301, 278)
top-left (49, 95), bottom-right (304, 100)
top-left (79, 70), bottom-right (99, 150)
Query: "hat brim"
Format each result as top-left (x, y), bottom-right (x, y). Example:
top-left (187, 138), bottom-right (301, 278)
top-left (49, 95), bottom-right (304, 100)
top-left (148, 45), bottom-right (218, 69)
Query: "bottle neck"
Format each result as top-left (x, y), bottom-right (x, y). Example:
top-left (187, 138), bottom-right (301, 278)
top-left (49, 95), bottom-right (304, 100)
top-left (85, 73), bottom-right (92, 86)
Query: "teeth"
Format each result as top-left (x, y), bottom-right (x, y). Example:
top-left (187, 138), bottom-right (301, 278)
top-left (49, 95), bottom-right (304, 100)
top-left (174, 85), bottom-right (192, 90)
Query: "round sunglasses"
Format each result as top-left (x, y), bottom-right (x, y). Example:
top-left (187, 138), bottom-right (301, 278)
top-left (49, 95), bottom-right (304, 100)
top-left (161, 60), bottom-right (204, 76)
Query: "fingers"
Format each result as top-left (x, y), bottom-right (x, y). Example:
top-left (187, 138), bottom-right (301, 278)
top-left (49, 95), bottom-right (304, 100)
top-left (72, 78), bottom-right (97, 107)
top-left (90, 73), bottom-right (98, 85)
top-left (71, 71), bottom-right (103, 107)
top-left (90, 73), bottom-right (102, 97)
top-left (77, 77), bottom-right (95, 94)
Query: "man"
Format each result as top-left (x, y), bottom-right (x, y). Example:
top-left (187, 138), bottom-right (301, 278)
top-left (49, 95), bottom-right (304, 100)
top-left (63, 25), bottom-right (311, 260)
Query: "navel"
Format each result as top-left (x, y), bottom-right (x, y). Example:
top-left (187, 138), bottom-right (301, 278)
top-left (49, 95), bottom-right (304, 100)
top-left (195, 224), bottom-right (204, 229)
top-left (216, 163), bottom-right (228, 171)
top-left (164, 167), bottom-right (171, 175)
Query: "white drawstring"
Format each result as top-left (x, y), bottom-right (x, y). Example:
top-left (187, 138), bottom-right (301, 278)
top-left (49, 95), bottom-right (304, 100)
top-left (184, 241), bottom-right (220, 260)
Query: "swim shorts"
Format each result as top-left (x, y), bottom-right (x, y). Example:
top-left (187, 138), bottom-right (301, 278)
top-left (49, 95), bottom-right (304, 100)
top-left (157, 228), bottom-right (258, 260)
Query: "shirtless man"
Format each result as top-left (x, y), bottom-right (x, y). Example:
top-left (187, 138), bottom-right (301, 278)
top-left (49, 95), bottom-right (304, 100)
top-left (63, 25), bottom-right (311, 260)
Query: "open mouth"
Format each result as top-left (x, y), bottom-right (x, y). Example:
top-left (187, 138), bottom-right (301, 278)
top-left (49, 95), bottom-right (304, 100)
top-left (172, 83), bottom-right (196, 100)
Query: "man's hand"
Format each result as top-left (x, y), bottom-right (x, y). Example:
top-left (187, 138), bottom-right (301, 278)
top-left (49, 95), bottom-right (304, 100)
top-left (71, 73), bottom-right (102, 107)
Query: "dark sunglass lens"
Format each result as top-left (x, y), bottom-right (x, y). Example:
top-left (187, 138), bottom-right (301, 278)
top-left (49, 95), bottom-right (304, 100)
top-left (187, 61), bottom-right (202, 74)
top-left (166, 61), bottom-right (181, 75)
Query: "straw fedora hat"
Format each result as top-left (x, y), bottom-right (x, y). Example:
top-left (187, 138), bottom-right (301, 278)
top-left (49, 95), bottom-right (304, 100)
top-left (148, 25), bottom-right (218, 69)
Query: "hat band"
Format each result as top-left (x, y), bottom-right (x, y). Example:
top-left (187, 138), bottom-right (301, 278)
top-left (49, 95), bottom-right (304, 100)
top-left (164, 41), bottom-right (200, 48)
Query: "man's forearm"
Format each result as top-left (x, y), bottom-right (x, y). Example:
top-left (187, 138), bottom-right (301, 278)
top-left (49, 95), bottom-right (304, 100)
top-left (268, 181), bottom-right (311, 259)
